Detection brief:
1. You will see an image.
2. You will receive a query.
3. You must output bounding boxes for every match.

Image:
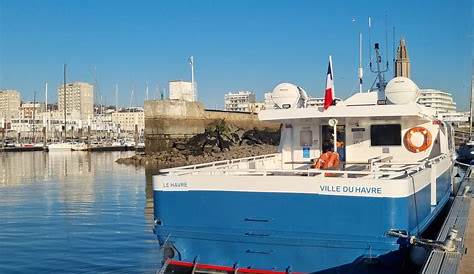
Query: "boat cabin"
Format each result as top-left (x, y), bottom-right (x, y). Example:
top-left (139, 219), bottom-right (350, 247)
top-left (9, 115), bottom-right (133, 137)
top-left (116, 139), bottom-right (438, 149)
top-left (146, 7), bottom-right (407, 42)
top-left (258, 81), bottom-right (455, 172)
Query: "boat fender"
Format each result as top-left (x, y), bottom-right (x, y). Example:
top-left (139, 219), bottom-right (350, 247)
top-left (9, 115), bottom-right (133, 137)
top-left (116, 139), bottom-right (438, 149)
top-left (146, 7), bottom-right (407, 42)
top-left (404, 127), bottom-right (432, 153)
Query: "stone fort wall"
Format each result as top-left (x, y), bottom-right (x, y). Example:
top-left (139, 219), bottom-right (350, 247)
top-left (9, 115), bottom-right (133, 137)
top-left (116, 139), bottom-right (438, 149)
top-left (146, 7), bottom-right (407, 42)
top-left (144, 100), bottom-right (278, 152)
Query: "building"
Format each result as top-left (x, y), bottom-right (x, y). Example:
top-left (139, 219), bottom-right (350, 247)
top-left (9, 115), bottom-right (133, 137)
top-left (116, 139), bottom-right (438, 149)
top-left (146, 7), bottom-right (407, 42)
top-left (395, 39), bottom-right (411, 78)
top-left (249, 102), bottom-right (265, 113)
top-left (169, 80), bottom-right (195, 102)
top-left (57, 82), bottom-right (94, 121)
top-left (418, 89), bottom-right (457, 113)
top-left (224, 91), bottom-right (256, 112)
top-left (111, 107), bottom-right (144, 132)
top-left (0, 89), bottom-right (21, 122)
top-left (19, 102), bottom-right (45, 119)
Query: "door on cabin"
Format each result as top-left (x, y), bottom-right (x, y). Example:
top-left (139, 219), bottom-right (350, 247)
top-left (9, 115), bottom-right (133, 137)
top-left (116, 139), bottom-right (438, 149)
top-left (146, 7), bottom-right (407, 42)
top-left (321, 125), bottom-right (346, 161)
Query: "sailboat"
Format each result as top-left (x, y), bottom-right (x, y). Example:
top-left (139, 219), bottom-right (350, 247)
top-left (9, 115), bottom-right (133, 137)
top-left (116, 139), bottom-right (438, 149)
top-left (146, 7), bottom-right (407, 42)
top-left (48, 64), bottom-right (73, 152)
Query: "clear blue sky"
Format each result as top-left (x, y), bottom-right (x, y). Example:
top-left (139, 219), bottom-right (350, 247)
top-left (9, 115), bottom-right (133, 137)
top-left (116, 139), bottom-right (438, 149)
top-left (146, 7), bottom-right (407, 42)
top-left (0, 0), bottom-right (472, 110)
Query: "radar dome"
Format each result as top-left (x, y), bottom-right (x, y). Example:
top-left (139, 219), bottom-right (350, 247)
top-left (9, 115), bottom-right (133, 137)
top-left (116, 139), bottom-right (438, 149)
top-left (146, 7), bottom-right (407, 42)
top-left (270, 83), bottom-right (308, 109)
top-left (385, 77), bottom-right (419, 104)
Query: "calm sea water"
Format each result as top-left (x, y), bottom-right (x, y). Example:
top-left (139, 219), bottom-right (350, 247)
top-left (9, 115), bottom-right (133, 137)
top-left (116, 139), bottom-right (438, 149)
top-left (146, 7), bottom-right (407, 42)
top-left (0, 151), bottom-right (160, 274)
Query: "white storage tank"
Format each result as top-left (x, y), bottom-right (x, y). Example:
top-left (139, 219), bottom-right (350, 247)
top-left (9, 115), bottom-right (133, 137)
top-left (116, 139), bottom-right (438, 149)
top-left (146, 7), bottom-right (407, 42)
top-left (385, 77), bottom-right (420, 104)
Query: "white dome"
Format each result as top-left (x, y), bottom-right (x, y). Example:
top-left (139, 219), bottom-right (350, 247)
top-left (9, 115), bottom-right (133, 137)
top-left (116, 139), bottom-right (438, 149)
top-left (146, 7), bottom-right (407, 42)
top-left (270, 83), bottom-right (308, 109)
top-left (385, 77), bottom-right (419, 104)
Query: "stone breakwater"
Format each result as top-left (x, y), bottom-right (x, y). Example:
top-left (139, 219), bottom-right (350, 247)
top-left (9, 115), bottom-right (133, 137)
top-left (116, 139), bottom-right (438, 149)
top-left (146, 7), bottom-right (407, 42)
top-left (116, 143), bottom-right (278, 169)
top-left (116, 120), bottom-right (281, 169)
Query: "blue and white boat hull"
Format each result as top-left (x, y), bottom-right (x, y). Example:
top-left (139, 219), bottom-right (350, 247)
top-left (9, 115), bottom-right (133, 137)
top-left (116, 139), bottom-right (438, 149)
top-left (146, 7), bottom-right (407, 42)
top-left (153, 162), bottom-right (452, 273)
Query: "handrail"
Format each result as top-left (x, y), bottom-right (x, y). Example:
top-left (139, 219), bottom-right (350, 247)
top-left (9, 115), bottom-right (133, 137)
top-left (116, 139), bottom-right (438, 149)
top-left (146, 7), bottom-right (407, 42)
top-left (165, 166), bottom-right (411, 179)
top-left (160, 153), bottom-right (279, 173)
top-left (161, 152), bottom-right (452, 180)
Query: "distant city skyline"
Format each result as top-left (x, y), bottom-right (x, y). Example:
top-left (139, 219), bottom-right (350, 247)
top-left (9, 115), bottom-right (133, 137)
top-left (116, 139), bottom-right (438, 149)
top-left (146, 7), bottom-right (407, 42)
top-left (0, 0), bottom-right (472, 110)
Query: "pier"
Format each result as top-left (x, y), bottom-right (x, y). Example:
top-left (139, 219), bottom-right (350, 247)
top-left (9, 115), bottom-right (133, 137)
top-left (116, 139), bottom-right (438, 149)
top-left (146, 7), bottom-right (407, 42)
top-left (421, 164), bottom-right (473, 274)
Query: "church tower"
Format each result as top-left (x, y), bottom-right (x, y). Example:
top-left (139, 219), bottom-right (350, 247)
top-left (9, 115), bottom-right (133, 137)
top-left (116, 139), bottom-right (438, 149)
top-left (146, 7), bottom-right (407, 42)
top-left (395, 38), bottom-right (411, 78)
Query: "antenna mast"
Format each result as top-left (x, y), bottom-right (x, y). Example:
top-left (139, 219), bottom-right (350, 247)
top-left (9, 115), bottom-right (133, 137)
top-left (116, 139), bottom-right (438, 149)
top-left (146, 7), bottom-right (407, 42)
top-left (370, 43), bottom-right (389, 103)
top-left (368, 17), bottom-right (372, 64)
top-left (358, 33), bottom-right (363, 93)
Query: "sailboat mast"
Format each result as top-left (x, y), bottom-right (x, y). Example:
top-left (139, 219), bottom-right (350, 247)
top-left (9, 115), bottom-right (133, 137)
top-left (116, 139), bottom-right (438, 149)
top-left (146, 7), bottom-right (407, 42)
top-left (33, 91), bottom-right (36, 143)
top-left (358, 33), bottom-right (363, 93)
top-left (63, 64), bottom-right (67, 142)
top-left (470, 74), bottom-right (473, 138)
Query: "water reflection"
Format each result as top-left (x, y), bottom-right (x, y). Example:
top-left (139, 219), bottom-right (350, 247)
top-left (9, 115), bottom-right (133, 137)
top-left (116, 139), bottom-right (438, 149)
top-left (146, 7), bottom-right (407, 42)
top-left (0, 151), bottom-right (159, 273)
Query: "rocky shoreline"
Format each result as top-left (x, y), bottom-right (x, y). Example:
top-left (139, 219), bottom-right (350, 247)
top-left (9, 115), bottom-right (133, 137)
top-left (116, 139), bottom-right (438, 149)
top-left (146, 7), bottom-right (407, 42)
top-left (116, 143), bottom-right (278, 169)
top-left (116, 120), bottom-right (280, 169)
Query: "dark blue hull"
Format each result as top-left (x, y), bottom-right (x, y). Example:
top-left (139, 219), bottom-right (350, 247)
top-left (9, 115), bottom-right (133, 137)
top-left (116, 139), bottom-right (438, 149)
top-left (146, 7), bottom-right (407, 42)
top-left (153, 172), bottom-right (451, 272)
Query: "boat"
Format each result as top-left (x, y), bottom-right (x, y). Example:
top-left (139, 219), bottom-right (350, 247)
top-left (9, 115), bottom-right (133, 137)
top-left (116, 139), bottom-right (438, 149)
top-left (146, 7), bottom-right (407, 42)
top-left (47, 142), bottom-right (73, 151)
top-left (71, 142), bottom-right (88, 151)
top-left (152, 53), bottom-right (455, 273)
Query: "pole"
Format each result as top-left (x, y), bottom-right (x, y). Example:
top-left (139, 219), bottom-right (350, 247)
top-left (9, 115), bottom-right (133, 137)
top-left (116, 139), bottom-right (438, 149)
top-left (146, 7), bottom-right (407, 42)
top-left (368, 17), bottom-right (372, 64)
top-left (190, 56), bottom-right (196, 101)
top-left (358, 32), bottom-right (363, 93)
top-left (33, 91), bottom-right (36, 143)
top-left (145, 82), bottom-right (149, 101)
top-left (115, 84), bottom-right (118, 111)
top-left (333, 124), bottom-right (337, 153)
top-left (470, 75), bottom-right (473, 138)
top-left (63, 64), bottom-right (67, 142)
top-left (45, 82), bottom-right (48, 112)
top-left (45, 82), bottom-right (48, 141)
top-left (42, 126), bottom-right (46, 150)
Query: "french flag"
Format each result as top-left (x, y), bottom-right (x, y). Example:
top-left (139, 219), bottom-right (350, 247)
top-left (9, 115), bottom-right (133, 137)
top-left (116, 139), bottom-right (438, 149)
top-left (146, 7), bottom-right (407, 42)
top-left (324, 56), bottom-right (335, 110)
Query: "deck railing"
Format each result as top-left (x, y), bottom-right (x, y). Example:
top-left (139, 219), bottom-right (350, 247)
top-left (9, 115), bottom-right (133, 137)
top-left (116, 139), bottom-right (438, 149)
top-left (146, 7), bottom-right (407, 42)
top-left (160, 152), bottom-right (451, 180)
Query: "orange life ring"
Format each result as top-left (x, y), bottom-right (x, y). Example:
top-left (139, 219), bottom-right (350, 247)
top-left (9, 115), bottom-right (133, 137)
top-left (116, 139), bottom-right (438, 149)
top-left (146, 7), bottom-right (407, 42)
top-left (403, 126), bottom-right (432, 153)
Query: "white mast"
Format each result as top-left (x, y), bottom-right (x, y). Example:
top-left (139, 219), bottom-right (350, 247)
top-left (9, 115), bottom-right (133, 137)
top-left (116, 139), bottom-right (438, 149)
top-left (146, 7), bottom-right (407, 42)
top-left (44, 82), bottom-right (48, 139)
top-left (129, 87), bottom-right (134, 109)
top-left (115, 84), bottom-right (118, 111)
top-left (470, 74), bottom-right (473, 138)
top-left (358, 33), bottom-right (363, 93)
top-left (45, 82), bottom-right (48, 111)
top-left (145, 81), bottom-right (149, 101)
top-left (190, 56), bottom-right (196, 101)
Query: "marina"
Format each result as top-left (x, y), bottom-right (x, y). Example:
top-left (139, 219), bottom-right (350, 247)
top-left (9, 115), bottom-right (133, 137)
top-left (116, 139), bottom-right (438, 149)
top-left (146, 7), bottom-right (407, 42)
top-left (0, 1), bottom-right (472, 273)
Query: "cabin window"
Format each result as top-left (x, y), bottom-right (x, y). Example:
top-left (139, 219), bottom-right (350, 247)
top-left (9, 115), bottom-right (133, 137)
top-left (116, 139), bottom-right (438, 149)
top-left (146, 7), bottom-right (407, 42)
top-left (300, 129), bottom-right (312, 146)
top-left (370, 124), bottom-right (401, 146)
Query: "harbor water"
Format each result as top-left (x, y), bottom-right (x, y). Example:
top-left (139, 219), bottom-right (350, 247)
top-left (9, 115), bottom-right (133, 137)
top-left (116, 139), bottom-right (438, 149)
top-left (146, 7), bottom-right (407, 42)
top-left (0, 151), bottom-right (160, 273)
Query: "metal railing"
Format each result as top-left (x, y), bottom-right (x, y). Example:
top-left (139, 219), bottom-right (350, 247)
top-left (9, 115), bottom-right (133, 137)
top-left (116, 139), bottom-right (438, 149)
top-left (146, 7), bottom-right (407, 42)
top-left (161, 152), bottom-right (451, 180)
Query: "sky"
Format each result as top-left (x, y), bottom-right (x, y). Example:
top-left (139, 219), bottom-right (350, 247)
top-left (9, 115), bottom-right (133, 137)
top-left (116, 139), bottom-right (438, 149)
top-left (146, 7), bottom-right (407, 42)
top-left (0, 0), bottom-right (472, 110)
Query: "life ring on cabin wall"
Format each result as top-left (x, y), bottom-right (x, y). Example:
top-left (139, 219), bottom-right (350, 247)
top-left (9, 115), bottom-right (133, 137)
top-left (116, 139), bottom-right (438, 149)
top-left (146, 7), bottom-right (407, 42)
top-left (403, 126), bottom-right (432, 153)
